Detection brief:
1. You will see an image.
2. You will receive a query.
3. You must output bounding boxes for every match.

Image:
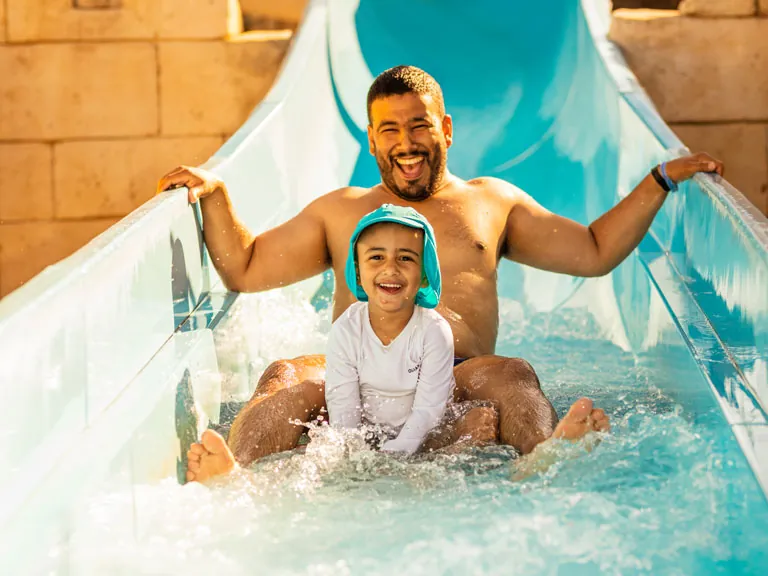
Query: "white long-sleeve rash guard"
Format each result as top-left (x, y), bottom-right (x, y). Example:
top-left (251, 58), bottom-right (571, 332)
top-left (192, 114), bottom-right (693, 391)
top-left (325, 302), bottom-right (456, 455)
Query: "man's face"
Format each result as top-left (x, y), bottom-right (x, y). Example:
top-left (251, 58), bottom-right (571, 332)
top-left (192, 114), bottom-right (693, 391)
top-left (368, 92), bottom-right (452, 201)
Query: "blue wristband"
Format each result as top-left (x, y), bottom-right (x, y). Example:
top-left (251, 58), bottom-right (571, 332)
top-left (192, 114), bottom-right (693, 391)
top-left (659, 162), bottom-right (678, 192)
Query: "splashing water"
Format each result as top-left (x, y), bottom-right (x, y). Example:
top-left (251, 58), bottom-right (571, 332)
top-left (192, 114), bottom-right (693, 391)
top-left (69, 291), bottom-right (768, 575)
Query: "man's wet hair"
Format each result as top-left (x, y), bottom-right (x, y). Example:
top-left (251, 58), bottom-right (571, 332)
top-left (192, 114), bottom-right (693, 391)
top-left (366, 65), bottom-right (446, 125)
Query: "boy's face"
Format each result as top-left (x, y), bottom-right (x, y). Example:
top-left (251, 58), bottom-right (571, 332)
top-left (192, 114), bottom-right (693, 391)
top-left (356, 223), bottom-right (425, 314)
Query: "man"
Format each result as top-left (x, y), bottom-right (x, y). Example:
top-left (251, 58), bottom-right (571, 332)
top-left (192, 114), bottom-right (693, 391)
top-left (159, 66), bottom-right (722, 481)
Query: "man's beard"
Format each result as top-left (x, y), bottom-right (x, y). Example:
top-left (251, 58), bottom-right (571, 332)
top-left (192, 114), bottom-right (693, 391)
top-left (375, 143), bottom-right (447, 202)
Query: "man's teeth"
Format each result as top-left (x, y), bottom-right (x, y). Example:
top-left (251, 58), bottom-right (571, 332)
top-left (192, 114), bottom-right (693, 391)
top-left (396, 157), bottom-right (424, 166)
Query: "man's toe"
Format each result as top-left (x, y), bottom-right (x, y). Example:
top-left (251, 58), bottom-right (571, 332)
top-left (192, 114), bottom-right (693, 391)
top-left (201, 429), bottom-right (229, 454)
top-left (186, 470), bottom-right (196, 482)
top-left (188, 459), bottom-right (201, 472)
top-left (591, 410), bottom-right (610, 432)
top-left (567, 397), bottom-right (593, 421)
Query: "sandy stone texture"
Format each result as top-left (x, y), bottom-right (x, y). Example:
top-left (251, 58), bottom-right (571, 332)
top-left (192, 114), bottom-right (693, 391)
top-left (0, 42), bottom-right (158, 140)
top-left (0, 144), bottom-right (53, 221)
top-left (159, 34), bottom-right (291, 135)
top-left (5, 0), bottom-right (239, 42)
top-left (610, 10), bottom-right (768, 122)
top-left (679, 0), bottom-right (756, 16)
top-left (54, 137), bottom-right (223, 219)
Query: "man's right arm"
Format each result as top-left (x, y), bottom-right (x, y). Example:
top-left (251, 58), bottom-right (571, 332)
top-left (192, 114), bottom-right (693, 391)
top-left (158, 165), bottom-right (330, 292)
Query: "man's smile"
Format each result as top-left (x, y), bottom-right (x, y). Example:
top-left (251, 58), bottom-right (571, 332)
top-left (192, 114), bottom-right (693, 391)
top-left (394, 155), bottom-right (427, 180)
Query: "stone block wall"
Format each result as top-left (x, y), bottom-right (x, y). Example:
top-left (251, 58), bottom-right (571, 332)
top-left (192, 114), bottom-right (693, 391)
top-left (611, 2), bottom-right (768, 214)
top-left (680, 0), bottom-right (755, 15)
top-left (239, 0), bottom-right (307, 29)
top-left (0, 0), bottom-right (292, 298)
top-left (613, 0), bottom-right (679, 8)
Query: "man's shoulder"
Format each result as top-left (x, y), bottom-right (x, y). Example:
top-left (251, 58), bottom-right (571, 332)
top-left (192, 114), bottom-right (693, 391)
top-left (465, 176), bottom-right (526, 200)
top-left (310, 186), bottom-right (396, 239)
top-left (313, 185), bottom-right (378, 206)
top-left (305, 186), bottom-right (381, 223)
top-left (457, 177), bottom-right (539, 217)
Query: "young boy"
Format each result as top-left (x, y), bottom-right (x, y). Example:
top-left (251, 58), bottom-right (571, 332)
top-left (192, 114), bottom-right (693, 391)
top-left (325, 204), bottom-right (460, 454)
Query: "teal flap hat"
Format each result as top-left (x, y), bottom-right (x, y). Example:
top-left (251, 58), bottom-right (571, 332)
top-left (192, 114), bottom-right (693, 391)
top-left (345, 204), bottom-right (441, 309)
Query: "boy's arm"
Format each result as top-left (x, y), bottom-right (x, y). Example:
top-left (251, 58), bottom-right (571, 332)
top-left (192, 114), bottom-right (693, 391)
top-left (325, 321), bottom-right (362, 429)
top-left (381, 318), bottom-right (455, 455)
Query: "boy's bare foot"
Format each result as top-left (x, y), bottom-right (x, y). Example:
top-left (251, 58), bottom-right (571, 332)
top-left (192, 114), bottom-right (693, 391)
top-left (186, 429), bottom-right (237, 483)
top-left (552, 397), bottom-right (610, 441)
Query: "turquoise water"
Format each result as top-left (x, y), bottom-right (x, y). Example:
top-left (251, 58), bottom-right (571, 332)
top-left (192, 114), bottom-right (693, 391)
top-left (68, 291), bottom-right (768, 575)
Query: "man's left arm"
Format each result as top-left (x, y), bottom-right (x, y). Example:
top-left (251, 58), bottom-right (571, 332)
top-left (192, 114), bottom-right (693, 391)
top-left (503, 153), bottom-right (723, 277)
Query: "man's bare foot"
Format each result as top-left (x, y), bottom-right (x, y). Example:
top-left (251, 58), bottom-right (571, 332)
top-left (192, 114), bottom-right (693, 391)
top-left (186, 429), bottom-right (237, 483)
top-left (512, 398), bottom-right (610, 481)
top-left (552, 397), bottom-right (610, 441)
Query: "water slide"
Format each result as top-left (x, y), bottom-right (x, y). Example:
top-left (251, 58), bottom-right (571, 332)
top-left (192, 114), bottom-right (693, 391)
top-left (2, 0), bottom-right (768, 573)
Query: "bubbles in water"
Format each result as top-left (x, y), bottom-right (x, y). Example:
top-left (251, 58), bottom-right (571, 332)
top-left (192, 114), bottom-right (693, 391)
top-left (213, 287), bottom-right (331, 401)
top-left (67, 294), bottom-right (768, 575)
top-left (68, 404), bottom-right (768, 575)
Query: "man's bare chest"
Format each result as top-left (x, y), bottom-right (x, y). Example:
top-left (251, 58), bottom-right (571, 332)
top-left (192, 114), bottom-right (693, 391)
top-left (327, 203), bottom-right (501, 269)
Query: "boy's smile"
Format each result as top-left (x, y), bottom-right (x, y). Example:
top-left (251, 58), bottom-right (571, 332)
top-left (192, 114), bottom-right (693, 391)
top-left (377, 281), bottom-right (404, 295)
